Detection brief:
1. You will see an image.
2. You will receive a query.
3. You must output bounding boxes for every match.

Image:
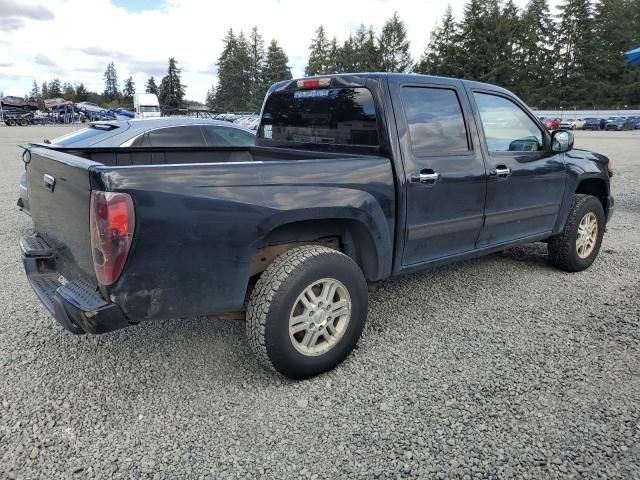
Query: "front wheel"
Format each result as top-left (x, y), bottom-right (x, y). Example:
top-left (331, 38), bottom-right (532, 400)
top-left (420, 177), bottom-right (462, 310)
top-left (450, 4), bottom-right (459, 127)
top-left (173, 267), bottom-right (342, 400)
top-left (246, 245), bottom-right (368, 380)
top-left (548, 194), bottom-right (605, 272)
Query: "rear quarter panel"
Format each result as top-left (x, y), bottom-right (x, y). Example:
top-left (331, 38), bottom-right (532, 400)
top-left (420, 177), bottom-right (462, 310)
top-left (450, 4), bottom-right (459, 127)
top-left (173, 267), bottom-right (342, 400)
top-left (92, 157), bottom-right (395, 321)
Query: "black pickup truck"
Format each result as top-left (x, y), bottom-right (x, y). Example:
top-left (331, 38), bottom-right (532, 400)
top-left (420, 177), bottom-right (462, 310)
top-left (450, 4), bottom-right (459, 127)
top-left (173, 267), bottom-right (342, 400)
top-left (20, 73), bottom-right (614, 379)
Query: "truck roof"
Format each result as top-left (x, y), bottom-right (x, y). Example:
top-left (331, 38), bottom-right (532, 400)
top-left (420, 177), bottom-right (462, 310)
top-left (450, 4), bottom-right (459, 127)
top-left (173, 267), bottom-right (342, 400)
top-left (275, 72), bottom-right (515, 98)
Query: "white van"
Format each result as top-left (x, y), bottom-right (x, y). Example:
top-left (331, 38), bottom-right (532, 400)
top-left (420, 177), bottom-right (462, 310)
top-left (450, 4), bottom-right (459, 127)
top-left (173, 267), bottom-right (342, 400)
top-left (133, 93), bottom-right (161, 118)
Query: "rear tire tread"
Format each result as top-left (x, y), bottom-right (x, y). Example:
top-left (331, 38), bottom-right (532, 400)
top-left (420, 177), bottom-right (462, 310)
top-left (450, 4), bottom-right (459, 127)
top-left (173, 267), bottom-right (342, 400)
top-left (246, 245), bottom-right (349, 374)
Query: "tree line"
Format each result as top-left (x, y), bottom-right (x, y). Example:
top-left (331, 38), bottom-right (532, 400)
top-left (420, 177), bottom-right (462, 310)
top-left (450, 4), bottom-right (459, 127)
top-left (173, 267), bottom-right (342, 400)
top-left (27, 57), bottom-right (187, 111)
top-left (17, 0), bottom-right (640, 113)
top-left (302, 0), bottom-right (640, 109)
top-left (207, 27), bottom-right (292, 112)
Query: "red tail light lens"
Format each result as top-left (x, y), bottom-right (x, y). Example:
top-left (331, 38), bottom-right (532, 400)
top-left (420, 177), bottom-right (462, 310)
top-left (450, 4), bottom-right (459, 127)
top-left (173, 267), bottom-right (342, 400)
top-left (90, 191), bottom-right (135, 285)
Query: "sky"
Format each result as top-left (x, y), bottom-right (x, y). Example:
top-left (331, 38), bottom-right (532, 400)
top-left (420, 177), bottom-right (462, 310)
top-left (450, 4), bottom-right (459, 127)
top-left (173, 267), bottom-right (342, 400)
top-left (0, 0), bottom-right (552, 103)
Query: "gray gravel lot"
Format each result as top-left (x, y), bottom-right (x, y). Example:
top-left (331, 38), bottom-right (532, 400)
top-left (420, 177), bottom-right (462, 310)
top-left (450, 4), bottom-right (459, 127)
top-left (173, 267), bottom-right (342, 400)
top-left (1, 125), bottom-right (639, 479)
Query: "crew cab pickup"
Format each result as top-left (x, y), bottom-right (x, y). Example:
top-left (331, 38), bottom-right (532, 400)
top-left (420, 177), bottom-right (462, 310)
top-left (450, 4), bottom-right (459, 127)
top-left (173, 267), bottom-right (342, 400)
top-left (20, 74), bottom-right (614, 379)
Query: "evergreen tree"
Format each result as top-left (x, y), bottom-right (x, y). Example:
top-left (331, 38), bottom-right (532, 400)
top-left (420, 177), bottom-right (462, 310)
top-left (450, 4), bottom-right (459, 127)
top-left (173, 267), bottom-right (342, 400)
top-left (145, 76), bottom-right (159, 95)
top-left (205, 85), bottom-right (216, 109)
top-left (41, 81), bottom-right (49, 101)
top-left (159, 57), bottom-right (186, 110)
top-left (48, 78), bottom-right (62, 98)
top-left (336, 35), bottom-right (357, 73)
top-left (517, 0), bottom-right (557, 106)
top-left (103, 62), bottom-right (119, 102)
top-left (248, 26), bottom-right (266, 111)
top-left (555, 0), bottom-right (593, 105)
top-left (63, 82), bottom-right (75, 101)
top-left (122, 76), bottom-right (135, 108)
top-left (75, 83), bottom-right (89, 102)
top-left (353, 25), bottom-right (380, 71)
top-left (458, 0), bottom-right (492, 80)
top-left (378, 12), bottom-right (413, 72)
top-left (263, 39), bottom-right (292, 87)
top-left (589, 0), bottom-right (636, 106)
top-left (305, 25), bottom-right (332, 75)
top-left (415, 5), bottom-right (464, 77)
top-left (214, 29), bottom-right (252, 111)
top-left (29, 80), bottom-right (39, 101)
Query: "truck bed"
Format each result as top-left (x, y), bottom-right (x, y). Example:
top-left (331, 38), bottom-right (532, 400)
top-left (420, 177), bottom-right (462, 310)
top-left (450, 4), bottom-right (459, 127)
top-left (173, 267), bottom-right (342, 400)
top-left (44, 145), bottom-right (365, 166)
top-left (24, 145), bottom-right (396, 329)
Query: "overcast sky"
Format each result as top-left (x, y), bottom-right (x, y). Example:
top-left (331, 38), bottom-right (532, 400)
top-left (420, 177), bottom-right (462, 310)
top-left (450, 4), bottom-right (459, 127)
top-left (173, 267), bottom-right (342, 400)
top-left (0, 0), bottom-right (554, 103)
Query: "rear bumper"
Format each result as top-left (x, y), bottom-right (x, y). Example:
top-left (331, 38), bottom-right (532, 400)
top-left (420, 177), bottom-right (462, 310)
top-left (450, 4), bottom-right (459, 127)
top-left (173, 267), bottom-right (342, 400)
top-left (21, 236), bottom-right (129, 334)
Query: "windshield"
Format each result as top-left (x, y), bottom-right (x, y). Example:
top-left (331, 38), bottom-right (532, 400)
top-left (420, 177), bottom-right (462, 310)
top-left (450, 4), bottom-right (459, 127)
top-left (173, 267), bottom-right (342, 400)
top-left (140, 105), bottom-right (160, 113)
top-left (258, 87), bottom-right (379, 151)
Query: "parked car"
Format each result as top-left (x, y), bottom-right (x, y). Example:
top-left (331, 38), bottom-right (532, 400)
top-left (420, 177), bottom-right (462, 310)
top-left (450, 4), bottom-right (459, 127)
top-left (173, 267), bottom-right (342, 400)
top-left (542, 117), bottom-right (561, 130)
top-left (623, 116), bottom-right (640, 130)
top-left (559, 118), bottom-right (578, 129)
top-left (17, 118), bottom-right (256, 214)
top-left (583, 118), bottom-right (603, 130)
top-left (75, 102), bottom-right (106, 115)
top-left (605, 117), bottom-right (626, 131)
top-left (19, 73), bottom-right (614, 380)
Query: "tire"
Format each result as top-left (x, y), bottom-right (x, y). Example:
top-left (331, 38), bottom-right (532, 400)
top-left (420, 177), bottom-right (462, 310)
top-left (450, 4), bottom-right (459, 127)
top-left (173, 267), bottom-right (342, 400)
top-left (6, 119), bottom-right (16, 126)
top-left (246, 245), bottom-right (368, 380)
top-left (548, 194), bottom-right (605, 272)
top-left (18, 119), bottom-right (28, 126)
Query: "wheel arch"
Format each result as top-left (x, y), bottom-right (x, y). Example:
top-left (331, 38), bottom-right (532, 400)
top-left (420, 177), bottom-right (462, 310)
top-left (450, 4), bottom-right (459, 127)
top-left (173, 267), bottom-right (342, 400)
top-left (575, 177), bottom-right (609, 213)
top-left (251, 216), bottom-right (391, 282)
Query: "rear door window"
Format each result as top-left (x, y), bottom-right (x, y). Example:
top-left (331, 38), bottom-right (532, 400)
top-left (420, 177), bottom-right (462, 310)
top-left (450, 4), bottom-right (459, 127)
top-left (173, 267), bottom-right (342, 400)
top-left (401, 87), bottom-right (469, 154)
top-left (259, 87), bottom-right (379, 150)
top-left (147, 126), bottom-right (207, 147)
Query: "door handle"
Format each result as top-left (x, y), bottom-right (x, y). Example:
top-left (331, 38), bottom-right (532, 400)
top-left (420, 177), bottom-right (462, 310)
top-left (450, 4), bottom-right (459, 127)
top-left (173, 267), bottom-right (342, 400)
top-left (411, 170), bottom-right (441, 185)
top-left (489, 166), bottom-right (511, 179)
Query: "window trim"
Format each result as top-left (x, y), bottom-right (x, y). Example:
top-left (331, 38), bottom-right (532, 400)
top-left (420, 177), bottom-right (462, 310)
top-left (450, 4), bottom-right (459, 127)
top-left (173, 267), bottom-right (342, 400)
top-left (470, 89), bottom-right (550, 155)
top-left (398, 83), bottom-right (474, 158)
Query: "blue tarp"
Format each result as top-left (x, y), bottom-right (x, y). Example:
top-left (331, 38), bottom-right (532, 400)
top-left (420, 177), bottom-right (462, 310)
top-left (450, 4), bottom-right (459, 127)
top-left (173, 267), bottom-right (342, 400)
top-left (624, 47), bottom-right (640, 65)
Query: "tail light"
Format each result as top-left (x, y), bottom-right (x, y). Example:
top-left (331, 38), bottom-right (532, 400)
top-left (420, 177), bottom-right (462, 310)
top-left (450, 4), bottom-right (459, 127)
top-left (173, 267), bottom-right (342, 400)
top-left (90, 191), bottom-right (135, 285)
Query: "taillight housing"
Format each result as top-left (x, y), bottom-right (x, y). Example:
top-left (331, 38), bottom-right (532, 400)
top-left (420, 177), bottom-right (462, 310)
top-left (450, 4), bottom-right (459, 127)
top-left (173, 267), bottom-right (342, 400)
top-left (90, 191), bottom-right (135, 285)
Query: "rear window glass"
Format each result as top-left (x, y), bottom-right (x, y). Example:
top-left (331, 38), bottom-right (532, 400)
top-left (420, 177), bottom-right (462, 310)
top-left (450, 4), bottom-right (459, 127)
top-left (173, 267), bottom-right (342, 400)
top-left (259, 87), bottom-right (379, 149)
top-left (147, 126), bottom-right (207, 147)
top-left (203, 125), bottom-right (255, 146)
top-left (51, 126), bottom-right (116, 146)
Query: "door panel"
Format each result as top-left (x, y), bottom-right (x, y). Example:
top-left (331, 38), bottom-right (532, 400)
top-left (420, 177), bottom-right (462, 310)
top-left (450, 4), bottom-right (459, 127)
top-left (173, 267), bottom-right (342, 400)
top-left (471, 91), bottom-right (566, 247)
top-left (389, 78), bottom-right (487, 266)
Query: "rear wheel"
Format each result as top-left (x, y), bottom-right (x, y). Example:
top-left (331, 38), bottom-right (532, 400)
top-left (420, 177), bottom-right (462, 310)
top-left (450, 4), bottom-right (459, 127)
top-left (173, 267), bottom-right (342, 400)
top-left (548, 194), bottom-right (605, 272)
top-left (246, 245), bottom-right (368, 380)
top-left (6, 118), bottom-right (16, 126)
top-left (18, 118), bottom-right (28, 126)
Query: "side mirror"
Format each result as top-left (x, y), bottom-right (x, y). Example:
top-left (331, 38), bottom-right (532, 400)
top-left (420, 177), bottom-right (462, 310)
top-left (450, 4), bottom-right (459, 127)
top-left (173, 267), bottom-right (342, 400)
top-left (551, 130), bottom-right (574, 153)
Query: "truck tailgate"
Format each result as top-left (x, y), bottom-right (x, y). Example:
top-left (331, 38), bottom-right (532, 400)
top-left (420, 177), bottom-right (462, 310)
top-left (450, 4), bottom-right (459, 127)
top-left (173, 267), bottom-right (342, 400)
top-left (26, 147), bottom-right (99, 282)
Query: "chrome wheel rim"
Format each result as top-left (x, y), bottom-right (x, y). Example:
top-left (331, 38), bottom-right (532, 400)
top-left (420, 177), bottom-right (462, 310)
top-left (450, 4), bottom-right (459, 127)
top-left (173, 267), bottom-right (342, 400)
top-left (288, 278), bottom-right (351, 357)
top-left (576, 212), bottom-right (598, 259)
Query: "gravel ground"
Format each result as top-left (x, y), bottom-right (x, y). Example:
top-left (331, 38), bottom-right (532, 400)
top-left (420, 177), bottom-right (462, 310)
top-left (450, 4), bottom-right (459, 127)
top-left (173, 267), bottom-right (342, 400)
top-left (0, 126), bottom-right (639, 479)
